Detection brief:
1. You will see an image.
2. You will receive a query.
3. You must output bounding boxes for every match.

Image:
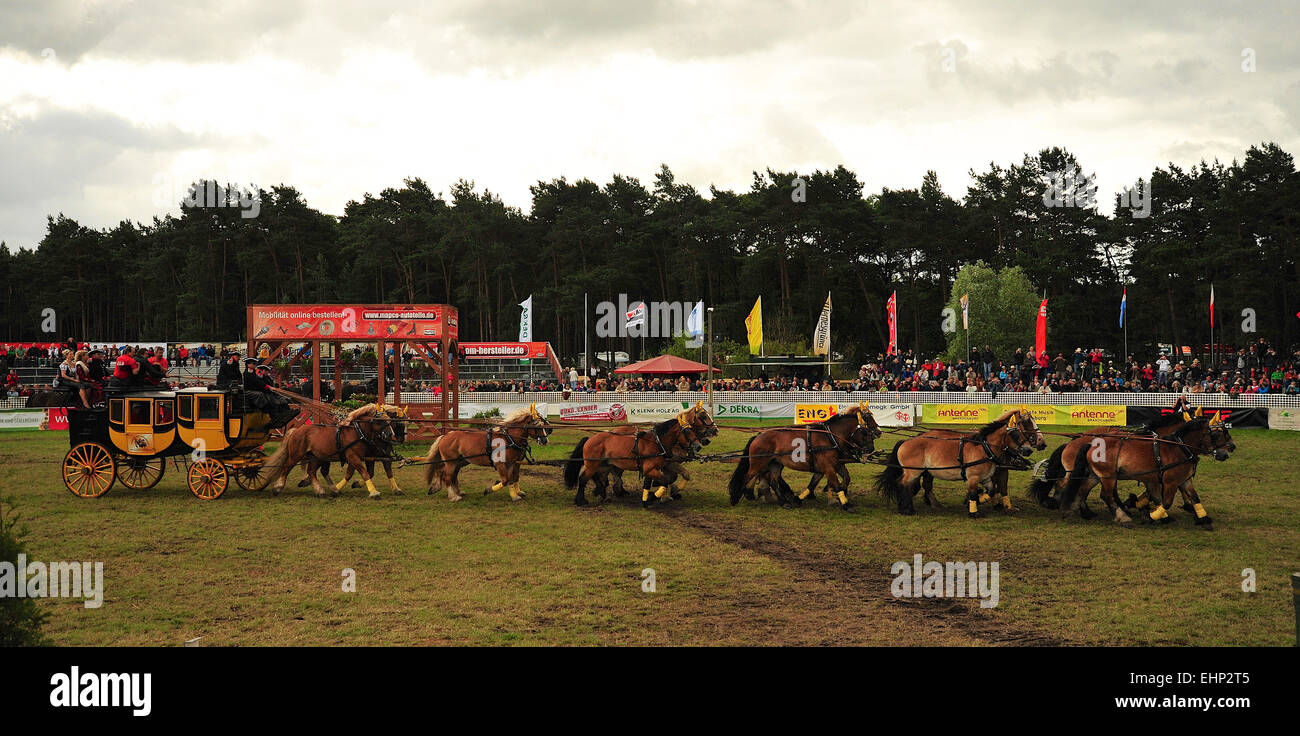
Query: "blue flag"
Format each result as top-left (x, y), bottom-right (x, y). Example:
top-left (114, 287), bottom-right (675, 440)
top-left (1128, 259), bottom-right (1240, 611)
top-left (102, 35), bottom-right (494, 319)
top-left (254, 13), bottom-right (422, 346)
top-left (1119, 287), bottom-right (1127, 327)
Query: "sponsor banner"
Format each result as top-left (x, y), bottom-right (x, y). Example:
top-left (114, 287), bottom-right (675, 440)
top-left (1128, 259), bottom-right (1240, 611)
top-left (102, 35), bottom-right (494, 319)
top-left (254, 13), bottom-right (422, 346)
top-left (46, 408), bottom-right (69, 430)
top-left (795, 404), bottom-right (838, 424)
top-left (249, 304), bottom-right (457, 342)
top-left (1066, 405), bottom-right (1126, 426)
top-left (461, 342), bottom-right (549, 360)
top-left (456, 403), bottom-right (548, 420)
top-left (1125, 406), bottom-right (1269, 430)
top-left (1016, 404), bottom-right (1059, 427)
top-left (1268, 407), bottom-right (1300, 431)
top-left (0, 411), bottom-right (45, 430)
top-left (712, 402), bottom-right (764, 419)
top-left (626, 402), bottom-right (689, 421)
top-left (557, 402), bottom-right (629, 422)
top-left (925, 404), bottom-right (990, 424)
top-left (833, 402), bottom-right (916, 427)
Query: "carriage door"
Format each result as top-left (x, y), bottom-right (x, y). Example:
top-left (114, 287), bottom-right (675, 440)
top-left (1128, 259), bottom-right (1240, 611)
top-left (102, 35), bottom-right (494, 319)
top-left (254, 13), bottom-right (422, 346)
top-left (122, 398), bottom-right (155, 454)
top-left (194, 395), bottom-right (226, 452)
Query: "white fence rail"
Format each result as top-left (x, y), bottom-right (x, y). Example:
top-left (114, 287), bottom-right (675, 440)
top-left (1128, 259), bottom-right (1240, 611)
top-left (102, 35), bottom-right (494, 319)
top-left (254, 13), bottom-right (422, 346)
top-left (388, 391), bottom-right (1300, 407)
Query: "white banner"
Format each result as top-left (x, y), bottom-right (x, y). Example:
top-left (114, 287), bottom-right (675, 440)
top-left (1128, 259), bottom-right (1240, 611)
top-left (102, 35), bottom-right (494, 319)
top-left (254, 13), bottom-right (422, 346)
top-left (518, 296), bottom-right (532, 342)
top-left (0, 411), bottom-right (44, 429)
top-left (1268, 407), bottom-right (1300, 431)
top-left (456, 402), bottom-right (549, 421)
top-left (840, 402), bottom-right (916, 427)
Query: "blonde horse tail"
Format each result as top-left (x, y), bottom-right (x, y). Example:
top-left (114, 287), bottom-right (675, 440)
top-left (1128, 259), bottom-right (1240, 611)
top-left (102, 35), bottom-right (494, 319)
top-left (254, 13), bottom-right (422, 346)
top-left (422, 436), bottom-right (444, 488)
top-left (262, 427), bottom-right (297, 483)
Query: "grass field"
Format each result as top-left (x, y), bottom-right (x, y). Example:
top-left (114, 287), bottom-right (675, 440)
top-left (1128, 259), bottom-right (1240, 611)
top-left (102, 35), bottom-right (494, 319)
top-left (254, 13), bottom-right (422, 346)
top-left (1, 422), bottom-right (1296, 646)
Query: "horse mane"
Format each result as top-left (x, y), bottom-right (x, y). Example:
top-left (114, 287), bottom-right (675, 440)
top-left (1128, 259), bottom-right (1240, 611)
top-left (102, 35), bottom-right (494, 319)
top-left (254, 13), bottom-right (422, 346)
top-left (654, 417), bottom-right (680, 436)
top-left (344, 404), bottom-right (378, 422)
top-left (500, 407), bottom-right (533, 425)
top-left (975, 412), bottom-right (1013, 438)
top-left (1139, 411), bottom-right (1187, 432)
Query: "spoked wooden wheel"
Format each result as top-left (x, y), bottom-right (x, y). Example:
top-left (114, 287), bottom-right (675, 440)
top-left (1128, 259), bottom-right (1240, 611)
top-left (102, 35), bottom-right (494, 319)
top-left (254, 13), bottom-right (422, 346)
top-left (232, 450), bottom-right (270, 492)
top-left (187, 458), bottom-right (229, 500)
top-left (116, 456), bottom-right (166, 490)
top-left (63, 442), bottom-right (117, 498)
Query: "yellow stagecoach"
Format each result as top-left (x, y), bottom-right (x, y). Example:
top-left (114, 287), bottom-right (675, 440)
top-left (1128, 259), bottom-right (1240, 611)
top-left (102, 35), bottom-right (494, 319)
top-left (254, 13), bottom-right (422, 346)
top-left (61, 387), bottom-right (276, 500)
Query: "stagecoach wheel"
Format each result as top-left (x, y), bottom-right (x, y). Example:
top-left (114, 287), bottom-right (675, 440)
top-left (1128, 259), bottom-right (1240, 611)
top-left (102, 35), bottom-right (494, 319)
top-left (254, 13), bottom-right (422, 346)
top-left (116, 456), bottom-right (165, 490)
top-left (232, 450), bottom-right (270, 492)
top-left (63, 442), bottom-right (116, 498)
top-left (187, 458), bottom-right (229, 500)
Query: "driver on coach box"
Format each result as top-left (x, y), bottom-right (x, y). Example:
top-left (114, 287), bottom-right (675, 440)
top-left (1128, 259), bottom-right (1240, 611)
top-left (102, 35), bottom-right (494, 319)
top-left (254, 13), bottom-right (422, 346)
top-left (241, 358), bottom-right (296, 429)
top-left (215, 350), bottom-right (243, 389)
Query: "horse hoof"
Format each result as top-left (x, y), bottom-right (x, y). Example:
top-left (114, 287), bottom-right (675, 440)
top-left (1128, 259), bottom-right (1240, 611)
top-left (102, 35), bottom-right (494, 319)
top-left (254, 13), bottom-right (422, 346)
top-left (574, 497), bottom-right (588, 507)
top-left (393, 489), bottom-right (405, 496)
top-left (1040, 498), bottom-right (1059, 510)
top-left (449, 495), bottom-right (464, 503)
top-left (968, 511), bottom-right (983, 519)
top-left (781, 503), bottom-right (794, 510)
top-left (899, 508), bottom-right (915, 516)
top-left (840, 503), bottom-right (856, 513)
top-left (297, 479), bottom-right (311, 488)
top-left (369, 492), bottom-right (381, 500)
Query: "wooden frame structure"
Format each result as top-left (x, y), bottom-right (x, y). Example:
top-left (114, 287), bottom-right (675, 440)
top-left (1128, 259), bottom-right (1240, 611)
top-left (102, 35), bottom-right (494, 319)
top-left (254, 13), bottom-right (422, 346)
top-left (245, 304), bottom-right (459, 436)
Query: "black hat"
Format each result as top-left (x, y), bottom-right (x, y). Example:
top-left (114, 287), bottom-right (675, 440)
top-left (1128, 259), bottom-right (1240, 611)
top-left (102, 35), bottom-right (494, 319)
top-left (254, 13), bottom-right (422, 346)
top-left (244, 358), bottom-right (259, 366)
top-left (89, 348), bottom-right (104, 356)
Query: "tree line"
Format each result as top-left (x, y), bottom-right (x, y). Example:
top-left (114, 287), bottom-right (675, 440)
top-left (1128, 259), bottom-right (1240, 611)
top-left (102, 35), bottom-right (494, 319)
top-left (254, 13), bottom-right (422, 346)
top-left (1, 142), bottom-right (1296, 371)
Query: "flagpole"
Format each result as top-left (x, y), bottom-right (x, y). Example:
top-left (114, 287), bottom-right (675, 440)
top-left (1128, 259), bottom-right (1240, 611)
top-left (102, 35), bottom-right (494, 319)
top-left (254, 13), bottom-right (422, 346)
top-left (584, 292), bottom-right (589, 387)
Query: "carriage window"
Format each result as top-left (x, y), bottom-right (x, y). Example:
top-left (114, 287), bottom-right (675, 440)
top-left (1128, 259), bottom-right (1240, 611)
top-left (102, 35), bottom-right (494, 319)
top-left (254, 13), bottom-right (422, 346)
top-left (197, 396), bottom-right (220, 420)
top-left (128, 401), bottom-right (151, 425)
top-left (109, 399), bottom-right (123, 423)
top-left (155, 400), bottom-right (174, 425)
top-left (178, 395), bottom-right (192, 421)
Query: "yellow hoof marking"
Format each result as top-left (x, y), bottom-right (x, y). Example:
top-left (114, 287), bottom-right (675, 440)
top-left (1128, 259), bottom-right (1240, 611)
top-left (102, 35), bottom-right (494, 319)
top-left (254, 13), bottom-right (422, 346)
top-left (654, 486), bottom-right (670, 499)
top-left (641, 488), bottom-right (650, 502)
top-left (837, 491), bottom-right (849, 506)
top-left (978, 492), bottom-right (991, 504)
top-left (1135, 496), bottom-right (1151, 509)
top-left (1001, 496), bottom-right (1012, 509)
top-left (1149, 505), bottom-right (1169, 521)
top-left (672, 477), bottom-right (687, 491)
top-left (509, 484), bottom-right (523, 500)
top-left (968, 500), bottom-right (979, 514)
top-left (334, 478), bottom-right (348, 491)
top-left (490, 481), bottom-right (504, 493)
top-left (1193, 502), bottom-right (1207, 518)
top-left (798, 489), bottom-right (812, 500)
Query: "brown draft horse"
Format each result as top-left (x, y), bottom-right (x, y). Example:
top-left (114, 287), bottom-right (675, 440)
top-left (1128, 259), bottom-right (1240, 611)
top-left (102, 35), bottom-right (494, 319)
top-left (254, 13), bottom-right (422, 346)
top-left (420, 404), bottom-right (552, 502)
top-left (1026, 406), bottom-right (1188, 517)
top-left (1051, 413), bottom-right (1234, 528)
top-left (873, 408), bottom-right (1046, 518)
top-left (602, 402), bottom-right (719, 498)
top-left (564, 412), bottom-right (703, 508)
top-left (727, 404), bottom-right (882, 511)
top-left (263, 403), bottom-right (400, 499)
top-left (298, 404), bottom-right (410, 495)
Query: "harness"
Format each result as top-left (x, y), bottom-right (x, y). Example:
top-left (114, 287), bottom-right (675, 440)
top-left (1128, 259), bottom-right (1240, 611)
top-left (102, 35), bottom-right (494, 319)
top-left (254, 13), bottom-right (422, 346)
top-left (487, 425), bottom-right (535, 465)
top-left (335, 421), bottom-right (371, 460)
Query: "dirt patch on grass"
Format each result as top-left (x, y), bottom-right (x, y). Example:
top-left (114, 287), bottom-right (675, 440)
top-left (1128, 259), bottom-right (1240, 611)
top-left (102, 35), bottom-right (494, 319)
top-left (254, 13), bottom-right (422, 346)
top-left (660, 508), bottom-right (1068, 646)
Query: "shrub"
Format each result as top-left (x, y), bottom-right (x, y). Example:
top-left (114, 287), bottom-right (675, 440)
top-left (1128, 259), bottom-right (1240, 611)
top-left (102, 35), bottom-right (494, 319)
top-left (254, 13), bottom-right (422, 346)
top-left (0, 496), bottom-right (51, 646)
top-left (472, 407), bottom-right (502, 419)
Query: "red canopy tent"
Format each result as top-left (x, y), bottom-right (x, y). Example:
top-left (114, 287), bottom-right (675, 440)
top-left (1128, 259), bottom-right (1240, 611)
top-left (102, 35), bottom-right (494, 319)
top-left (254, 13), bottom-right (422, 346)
top-left (613, 354), bottom-right (719, 374)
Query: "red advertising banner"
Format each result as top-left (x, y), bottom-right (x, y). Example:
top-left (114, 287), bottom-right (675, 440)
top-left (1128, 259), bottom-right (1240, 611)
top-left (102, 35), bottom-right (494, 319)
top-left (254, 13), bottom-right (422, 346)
top-left (248, 304), bottom-right (458, 342)
top-left (461, 342), bottom-right (549, 360)
top-left (46, 408), bottom-right (68, 430)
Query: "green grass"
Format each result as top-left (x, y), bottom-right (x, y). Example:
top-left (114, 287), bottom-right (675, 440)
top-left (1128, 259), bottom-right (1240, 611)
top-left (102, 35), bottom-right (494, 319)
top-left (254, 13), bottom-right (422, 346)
top-left (1, 423), bottom-right (1296, 646)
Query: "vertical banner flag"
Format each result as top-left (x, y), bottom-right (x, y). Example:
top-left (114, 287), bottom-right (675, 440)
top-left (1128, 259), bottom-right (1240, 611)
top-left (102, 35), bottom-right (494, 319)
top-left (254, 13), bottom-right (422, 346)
top-left (1209, 283), bottom-right (1215, 328)
top-left (1035, 297), bottom-right (1048, 358)
top-left (959, 293), bottom-right (969, 329)
top-left (745, 297), bottom-right (763, 355)
top-left (686, 300), bottom-right (704, 348)
top-left (1119, 286), bottom-right (1126, 327)
top-left (812, 292), bottom-right (832, 356)
top-left (518, 295), bottom-right (533, 342)
top-left (886, 291), bottom-right (898, 355)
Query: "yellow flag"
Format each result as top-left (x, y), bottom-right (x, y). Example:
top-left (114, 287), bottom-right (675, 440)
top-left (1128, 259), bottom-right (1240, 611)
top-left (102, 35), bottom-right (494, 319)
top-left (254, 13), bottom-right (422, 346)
top-left (745, 296), bottom-right (763, 355)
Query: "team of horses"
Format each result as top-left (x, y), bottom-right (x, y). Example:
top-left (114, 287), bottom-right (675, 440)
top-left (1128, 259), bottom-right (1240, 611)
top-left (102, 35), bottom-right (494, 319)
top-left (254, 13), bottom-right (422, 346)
top-left (254, 398), bottom-right (1236, 529)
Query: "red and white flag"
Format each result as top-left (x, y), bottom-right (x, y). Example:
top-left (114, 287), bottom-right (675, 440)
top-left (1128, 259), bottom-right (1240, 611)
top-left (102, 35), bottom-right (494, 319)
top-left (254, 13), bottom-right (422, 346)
top-left (1209, 284), bottom-right (1215, 329)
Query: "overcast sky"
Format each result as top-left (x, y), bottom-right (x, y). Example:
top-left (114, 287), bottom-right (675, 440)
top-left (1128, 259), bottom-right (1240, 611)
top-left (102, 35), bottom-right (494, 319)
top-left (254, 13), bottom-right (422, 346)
top-left (1, 0), bottom-right (1297, 249)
